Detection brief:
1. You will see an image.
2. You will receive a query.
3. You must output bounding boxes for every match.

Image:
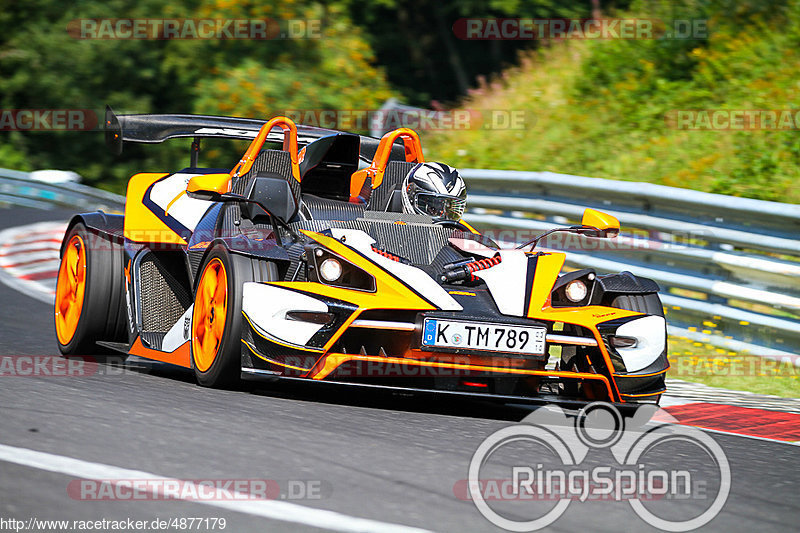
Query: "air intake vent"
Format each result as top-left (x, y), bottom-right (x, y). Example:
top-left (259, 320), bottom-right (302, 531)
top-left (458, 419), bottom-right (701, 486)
top-left (139, 253), bottom-right (192, 333)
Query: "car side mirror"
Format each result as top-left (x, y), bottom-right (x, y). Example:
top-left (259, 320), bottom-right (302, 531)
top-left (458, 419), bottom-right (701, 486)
top-left (581, 208), bottom-right (620, 238)
top-left (242, 172), bottom-right (298, 223)
top-left (186, 173), bottom-right (231, 201)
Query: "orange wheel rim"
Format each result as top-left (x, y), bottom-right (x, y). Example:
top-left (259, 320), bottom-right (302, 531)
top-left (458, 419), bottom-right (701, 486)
top-left (192, 258), bottom-right (228, 372)
top-left (55, 234), bottom-right (87, 346)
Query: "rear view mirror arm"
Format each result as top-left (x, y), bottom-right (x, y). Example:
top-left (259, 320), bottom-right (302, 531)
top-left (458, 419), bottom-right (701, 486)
top-left (515, 225), bottom-right (602, 251)
top-left (219, 193), bottom-right (302, 245)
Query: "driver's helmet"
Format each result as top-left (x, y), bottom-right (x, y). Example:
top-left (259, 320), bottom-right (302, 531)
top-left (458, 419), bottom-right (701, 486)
top-left (401, 162), bottom-right (467, 222)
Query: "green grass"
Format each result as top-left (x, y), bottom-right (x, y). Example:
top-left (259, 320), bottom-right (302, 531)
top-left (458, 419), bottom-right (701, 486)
top-left (422, 2), bottom-right (800, 204)
top-left (667, 336), bottom-right (800, 398)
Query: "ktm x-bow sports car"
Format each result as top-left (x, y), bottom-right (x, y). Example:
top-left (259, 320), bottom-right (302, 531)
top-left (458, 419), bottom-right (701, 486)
top-left (54, 107), bottom-right (668, 408)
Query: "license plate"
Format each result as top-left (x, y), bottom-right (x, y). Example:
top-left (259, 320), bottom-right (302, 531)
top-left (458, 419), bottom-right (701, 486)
top-left (421, 318), bottom-right (546, 355)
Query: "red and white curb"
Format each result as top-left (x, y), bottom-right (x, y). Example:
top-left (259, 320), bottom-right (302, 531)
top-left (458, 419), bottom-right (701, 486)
top-left (0, 221), bottom-right (66, 304)
top-left (654, 402), bottom-right (800, 444)
top-left (658, 378), bottom-right (800, 444)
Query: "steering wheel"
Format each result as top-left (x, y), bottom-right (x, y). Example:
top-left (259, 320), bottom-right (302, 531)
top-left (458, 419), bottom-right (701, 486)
top-left (434, 220), bottom-right (473, 232)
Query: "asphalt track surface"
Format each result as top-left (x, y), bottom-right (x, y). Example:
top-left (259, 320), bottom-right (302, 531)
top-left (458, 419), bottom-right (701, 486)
top-left (0, 206), bottom-right (798, 532)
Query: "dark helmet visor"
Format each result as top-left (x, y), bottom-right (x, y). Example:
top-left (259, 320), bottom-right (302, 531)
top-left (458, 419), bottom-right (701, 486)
top-left (414, 192), bottom-right (466, 221)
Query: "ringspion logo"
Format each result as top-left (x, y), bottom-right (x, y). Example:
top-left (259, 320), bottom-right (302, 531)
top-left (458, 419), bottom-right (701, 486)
top-left (462, 403), bottom-right (730, 531)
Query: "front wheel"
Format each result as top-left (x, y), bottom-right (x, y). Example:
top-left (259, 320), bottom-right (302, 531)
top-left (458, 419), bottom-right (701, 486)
top-left (192, 248), bottom-right (239, 387)
top-left (191, 246), bottom-right (275, 387)
top-left (558, 292), bottom-right (666, 399)
top-left (609, 293), bottom-right (665, 318)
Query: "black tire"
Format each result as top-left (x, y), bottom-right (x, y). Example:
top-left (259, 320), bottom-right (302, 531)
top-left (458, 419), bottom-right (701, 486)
top-left (609, 293), bottom-right (665, 318)
top-left (557, 345), bottom-right (582, 397)
top-left (55, 223), bottom-right (127, 355)
top-left (191, 246), bottom-right (277, 387)
top-left (558, 293), bottom-right (665, 398)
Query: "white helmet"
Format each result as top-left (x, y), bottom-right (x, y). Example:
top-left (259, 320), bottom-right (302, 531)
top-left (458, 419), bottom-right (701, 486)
top-left (401, 162), bottom-right (467, 222)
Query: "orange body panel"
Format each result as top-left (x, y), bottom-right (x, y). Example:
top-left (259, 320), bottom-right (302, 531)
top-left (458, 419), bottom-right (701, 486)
top-left (128, 337), bottom-right (191, 368)
top-left (306, 353), bottom-right (615, 399)
top-left (184, 173), bottom-right (231, 201)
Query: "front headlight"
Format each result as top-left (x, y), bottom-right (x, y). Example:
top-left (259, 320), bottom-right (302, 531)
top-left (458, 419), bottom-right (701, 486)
top-left (319, 258), bottom-right (343, 282)
top-left (307, 246), bottom-right (376, 292)
top-left (565, 280), bottom-right (588, 302)
top-left (550, 269), bottom-right (595, 307)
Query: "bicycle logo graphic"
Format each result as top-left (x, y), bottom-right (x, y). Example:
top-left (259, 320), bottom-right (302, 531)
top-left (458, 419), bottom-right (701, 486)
top-left (467, 402), bottom-right (730, 532)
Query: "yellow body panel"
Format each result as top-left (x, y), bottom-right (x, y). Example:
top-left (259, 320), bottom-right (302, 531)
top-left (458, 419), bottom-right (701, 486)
top-left (123, 172), bottom-right (186, 245)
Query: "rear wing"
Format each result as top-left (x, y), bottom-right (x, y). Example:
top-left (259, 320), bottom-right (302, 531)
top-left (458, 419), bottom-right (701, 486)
top-left (104, 105), bottom-right (407, 168)
top-left (104, 105), bottom-right (340, 153)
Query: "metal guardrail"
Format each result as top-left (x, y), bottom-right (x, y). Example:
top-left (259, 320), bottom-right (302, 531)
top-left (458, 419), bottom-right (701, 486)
top-left (2, 166), bottom-right (797, 357)
top-left (0, 168), bottom-right (125, 213)
top-left (462, 169), bottom-right (800, 358)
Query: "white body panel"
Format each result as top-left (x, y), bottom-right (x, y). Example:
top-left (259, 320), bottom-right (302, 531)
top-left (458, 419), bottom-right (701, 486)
top-left (242, 282), bottom-right (328, 347)
top-left (614, 315), bottom-right (667, 372)
top-left (474, 250), bottom-right (530, 317)
top-left (162, 306), bottom-right (193, 352)
top-left (149, 173), bottom-right (213, 231)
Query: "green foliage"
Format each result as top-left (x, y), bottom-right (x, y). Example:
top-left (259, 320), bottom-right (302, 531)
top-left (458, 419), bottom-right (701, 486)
top-left (345, 0), bottom-right (594, 105)
top-left (668, 337), bottom-right (800, 398)
top-left (424, 0), bottom-right (800, 203)
top-left (0, 0), bottom-right (392, 191)
top-left (1, 0), bottom-right (797, 204)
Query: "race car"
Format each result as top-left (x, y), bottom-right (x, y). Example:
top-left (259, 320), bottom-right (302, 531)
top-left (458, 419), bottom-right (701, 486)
top-left (54, 106), bottom-right (668, 407)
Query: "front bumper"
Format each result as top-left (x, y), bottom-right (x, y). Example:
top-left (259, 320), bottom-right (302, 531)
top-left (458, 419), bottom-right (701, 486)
top-left (239, 281), bottom-right (668, 404)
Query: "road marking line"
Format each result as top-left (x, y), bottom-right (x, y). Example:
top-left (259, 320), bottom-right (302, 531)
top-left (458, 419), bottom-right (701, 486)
top-left (0, 443), bottom-right (434, 533)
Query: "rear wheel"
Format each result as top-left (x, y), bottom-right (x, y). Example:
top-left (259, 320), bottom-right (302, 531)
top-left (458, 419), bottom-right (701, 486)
top-left (55, 223), bottom-right (127, 355)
